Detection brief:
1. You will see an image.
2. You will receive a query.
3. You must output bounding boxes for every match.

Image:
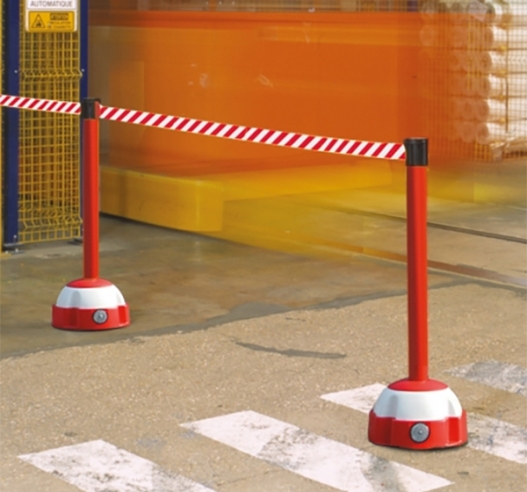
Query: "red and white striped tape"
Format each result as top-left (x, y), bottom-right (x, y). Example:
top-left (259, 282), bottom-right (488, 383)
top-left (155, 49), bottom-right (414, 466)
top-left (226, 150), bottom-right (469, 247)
top-left (0, 95), bottom-right (81, 115)
top-left (0, 94), bottom-right (406, 161)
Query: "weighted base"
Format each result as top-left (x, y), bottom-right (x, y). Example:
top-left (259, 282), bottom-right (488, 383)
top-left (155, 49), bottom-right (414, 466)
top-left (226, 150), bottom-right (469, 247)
top-left (368, 378), bottom-right (468, 450)
top-left (52, 278), bottom-right (130, 331)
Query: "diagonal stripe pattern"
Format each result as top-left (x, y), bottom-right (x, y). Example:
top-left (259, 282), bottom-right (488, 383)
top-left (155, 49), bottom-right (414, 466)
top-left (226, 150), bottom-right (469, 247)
top-left (0, 94), bottom-right (406, 161)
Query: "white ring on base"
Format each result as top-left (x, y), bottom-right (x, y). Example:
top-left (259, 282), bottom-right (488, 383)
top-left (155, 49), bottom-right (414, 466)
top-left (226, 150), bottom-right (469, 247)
top-left (55, 285), bottom-right (126, 309)
top-left (372, 387), bottom-right (463, 421)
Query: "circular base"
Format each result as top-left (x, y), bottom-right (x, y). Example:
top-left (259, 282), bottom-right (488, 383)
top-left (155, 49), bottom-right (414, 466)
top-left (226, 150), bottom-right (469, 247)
top-left (52, 278), bottom-right (130, 331)
top-left (368, 379), bottom-right (468, 450)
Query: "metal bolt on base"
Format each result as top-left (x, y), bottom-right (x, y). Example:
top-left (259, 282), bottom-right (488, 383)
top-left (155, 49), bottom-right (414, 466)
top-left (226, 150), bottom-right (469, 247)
top-left (411, 423), bottom-right (430, 443)
top-left (93, 310), bottom-right (108, 324)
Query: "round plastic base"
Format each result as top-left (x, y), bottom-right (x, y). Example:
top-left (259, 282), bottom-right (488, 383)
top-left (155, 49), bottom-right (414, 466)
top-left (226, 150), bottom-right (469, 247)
top-left (368, 379), bottom-right (468, 450)
top-left (52, 278), bottom-right (130, 331)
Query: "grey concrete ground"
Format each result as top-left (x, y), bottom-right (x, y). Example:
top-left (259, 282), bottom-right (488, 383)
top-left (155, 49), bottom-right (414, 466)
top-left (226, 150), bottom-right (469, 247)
top-left (1, 200), bottom-right (526, 491)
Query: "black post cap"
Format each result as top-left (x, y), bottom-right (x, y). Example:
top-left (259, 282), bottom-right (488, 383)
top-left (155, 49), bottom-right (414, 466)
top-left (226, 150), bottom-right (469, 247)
top-left (81, 98), bottom-right (101, 119)
top-left (404, 138), bottom-right (428, 167)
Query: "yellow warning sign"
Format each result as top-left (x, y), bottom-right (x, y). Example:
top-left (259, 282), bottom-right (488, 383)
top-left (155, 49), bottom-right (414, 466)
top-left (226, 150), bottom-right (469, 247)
top-left (27, 11), bottom-right (76, 32)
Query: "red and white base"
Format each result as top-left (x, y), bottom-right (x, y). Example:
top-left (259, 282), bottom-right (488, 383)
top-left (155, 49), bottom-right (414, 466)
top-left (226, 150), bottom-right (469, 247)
top-left (52, 278), bottom-right (130, 331)
top-left (368, 379), bottom-right (468, 450)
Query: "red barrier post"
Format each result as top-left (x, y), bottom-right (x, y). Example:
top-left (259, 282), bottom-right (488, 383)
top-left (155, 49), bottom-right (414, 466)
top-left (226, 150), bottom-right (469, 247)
top-left (368, 138), bottom-right (467, 450)
top-left (82, 99), bottom-right (101, 280)
top-left (405, 138), bottom-right (429, 382)
top-left (51, 98), bottom-right (130, 331)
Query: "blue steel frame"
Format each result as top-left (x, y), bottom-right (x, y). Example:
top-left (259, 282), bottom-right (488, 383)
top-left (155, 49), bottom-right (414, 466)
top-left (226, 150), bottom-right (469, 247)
top-left (2, 0), bottom-right (88, 248)
top-left (80, 0), bottom-right (89, 100)
top-left (3, 0), bottom-right (20, 247)
top-left (80, 0), bottom-right (89, 224)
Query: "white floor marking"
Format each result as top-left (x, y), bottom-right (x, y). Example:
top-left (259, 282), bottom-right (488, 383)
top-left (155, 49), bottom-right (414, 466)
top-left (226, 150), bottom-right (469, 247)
top-left (19, 439), bottom-right (215, 492)
top-left (182, 410), bottom-right (452, 492)
top-left (322, 383), bottom-right (386, 413)
top-left (468, 413), bottom-right (527, 465)
top-left (447, 361), bottom-right (527, 397)
top-left (322, 384), bottom-right (527, 465)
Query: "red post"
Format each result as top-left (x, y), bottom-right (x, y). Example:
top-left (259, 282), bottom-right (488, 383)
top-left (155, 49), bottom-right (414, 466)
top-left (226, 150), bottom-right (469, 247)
top-left (51, 98), bottom-right (130, 331)
top-left (81, 99), bottom-right (100, 280)
top-left (368, 137), bottom-right (467, 450)
top-left (405, 138), bottom-right (429, 382)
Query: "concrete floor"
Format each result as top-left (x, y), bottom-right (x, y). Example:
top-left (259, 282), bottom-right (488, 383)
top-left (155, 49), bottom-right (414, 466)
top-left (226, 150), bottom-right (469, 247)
top-left (1, 196), bottom-right (526, 491)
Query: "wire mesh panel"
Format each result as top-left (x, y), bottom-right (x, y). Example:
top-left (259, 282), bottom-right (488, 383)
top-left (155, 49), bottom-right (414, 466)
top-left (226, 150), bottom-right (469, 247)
top-left (17, 2), bottom-right (82, 244)
top-left (91, 0), bottom-right (525, 164)
top-left (93, 0), bottom-right (414, 11)
top-left (420, 1), bottom-right (527, 162)
top-left (421, 0), bottom-right (527, 161)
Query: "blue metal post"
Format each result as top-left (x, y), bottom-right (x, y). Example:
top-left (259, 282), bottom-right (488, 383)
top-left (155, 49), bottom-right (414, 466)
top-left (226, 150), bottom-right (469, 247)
top-left (3, 0), bottom-right (20, 247)
top-left (80, 0), bottom-right (89, 100)
top-left (79, 0), bottom-right (90, 227)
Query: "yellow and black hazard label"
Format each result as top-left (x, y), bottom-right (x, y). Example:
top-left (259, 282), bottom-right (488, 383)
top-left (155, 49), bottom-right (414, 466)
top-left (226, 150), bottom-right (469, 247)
top-left (27, 11), bottom-right (76, 32)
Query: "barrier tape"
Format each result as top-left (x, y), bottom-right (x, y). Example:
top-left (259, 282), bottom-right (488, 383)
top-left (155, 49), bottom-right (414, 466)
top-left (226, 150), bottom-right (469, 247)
top-left (0, 94), bottom-right (406, 161)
